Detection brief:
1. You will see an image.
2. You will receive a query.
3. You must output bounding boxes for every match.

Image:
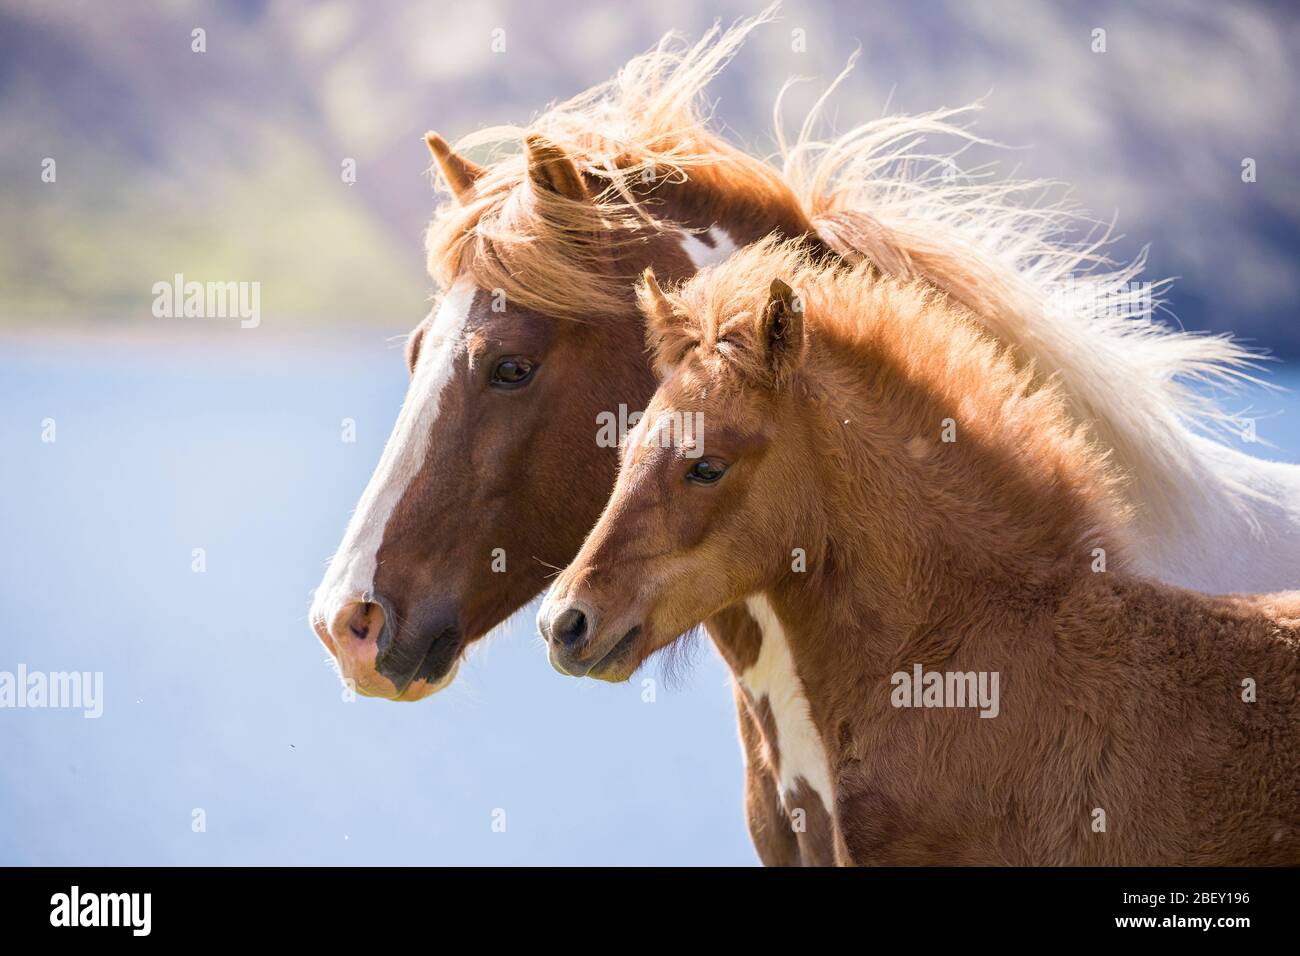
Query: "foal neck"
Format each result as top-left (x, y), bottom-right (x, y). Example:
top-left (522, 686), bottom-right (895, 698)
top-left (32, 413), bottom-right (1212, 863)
top-left (746, 288), bottom-right (1132, 693)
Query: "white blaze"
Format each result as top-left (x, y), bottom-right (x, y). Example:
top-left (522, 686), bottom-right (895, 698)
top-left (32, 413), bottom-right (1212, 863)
top-left (310, 277), bottom-right (476, 632)
top-left (741, 595), bottom-right (835, 813)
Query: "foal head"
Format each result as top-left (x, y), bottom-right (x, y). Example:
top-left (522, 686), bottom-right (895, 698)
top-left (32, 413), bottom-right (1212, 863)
top-left (540, 237), bottom-right (1135, 681)
top-left (539, 241), bottom-right (823, 681)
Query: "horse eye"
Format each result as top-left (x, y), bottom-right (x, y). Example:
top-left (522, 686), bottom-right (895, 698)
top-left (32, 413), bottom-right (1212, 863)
top-left (491, 358), bottom-right (536, 388)
top-left (686, 458), bottom-right (728, 484)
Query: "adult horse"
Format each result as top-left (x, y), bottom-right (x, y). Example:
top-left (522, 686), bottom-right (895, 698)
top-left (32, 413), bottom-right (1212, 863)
top-left (310, 13), bottom-right (1300, 864)
top-left (538, 237), bottom-right (1300, 865)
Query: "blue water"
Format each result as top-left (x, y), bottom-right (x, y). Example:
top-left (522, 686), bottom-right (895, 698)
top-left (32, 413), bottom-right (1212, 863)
top-left (2, 331), bottom-right (1299, 865)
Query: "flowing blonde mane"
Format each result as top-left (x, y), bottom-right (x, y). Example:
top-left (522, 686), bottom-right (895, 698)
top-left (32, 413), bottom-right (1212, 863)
top-left (777, 67), bottom-right (1264, 536)
top-left (425, 9), bottom-right (792, 320)
top-left (426, 5), bottom-right (1269, 551)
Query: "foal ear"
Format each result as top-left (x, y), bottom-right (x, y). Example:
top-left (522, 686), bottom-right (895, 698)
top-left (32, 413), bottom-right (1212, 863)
top-left (425, 131), bottom-right (485, 204)
top-left (761, 278), bottom-right (805, 385)
top-left (638, 268), bottom-right (681, 376)
top-left (524, 134), bottom-right (589, 203)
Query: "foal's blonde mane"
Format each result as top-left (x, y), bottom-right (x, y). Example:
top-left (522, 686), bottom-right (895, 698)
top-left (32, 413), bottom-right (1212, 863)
top-left (657, 237), bottom-right (1132, 560)
top-left (426, 6), bottom-right (1268, 543)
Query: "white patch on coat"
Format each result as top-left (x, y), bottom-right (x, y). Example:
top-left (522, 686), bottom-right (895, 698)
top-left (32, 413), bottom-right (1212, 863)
top-left (741, 594), bottom-right (834, 813)
top-left (679, 226), bottom-right (740, 271)
top-left (310, 277), bottom-right (476, 634)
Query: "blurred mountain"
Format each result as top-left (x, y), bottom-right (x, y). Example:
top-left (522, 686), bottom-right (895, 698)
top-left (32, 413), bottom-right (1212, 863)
top-left (1, 0), bottom-right (1298, 350)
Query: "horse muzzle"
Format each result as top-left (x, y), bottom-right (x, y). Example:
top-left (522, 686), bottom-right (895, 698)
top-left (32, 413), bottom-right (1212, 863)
top-left (313, 592), bottom-right (462, 700)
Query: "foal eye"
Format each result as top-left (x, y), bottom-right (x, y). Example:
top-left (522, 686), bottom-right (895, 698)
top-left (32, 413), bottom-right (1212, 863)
top-left (490, 357), bottom-right (536, 388)
top-left (686, 458), bottom-right (728, 485)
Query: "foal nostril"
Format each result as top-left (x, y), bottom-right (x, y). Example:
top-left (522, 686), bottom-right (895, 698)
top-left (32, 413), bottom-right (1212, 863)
top-left (552, 607), bottom-right (589, 648)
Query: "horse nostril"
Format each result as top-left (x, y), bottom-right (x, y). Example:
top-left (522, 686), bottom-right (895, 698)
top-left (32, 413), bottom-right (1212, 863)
top-left (552, 607), bottom-right (589, 648)
top-left (346, 602), bottom-right (381, 642)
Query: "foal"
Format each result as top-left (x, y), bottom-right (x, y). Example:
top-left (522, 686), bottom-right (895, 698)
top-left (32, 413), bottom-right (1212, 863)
top-left (539, 239), bottom-right (1300, 865)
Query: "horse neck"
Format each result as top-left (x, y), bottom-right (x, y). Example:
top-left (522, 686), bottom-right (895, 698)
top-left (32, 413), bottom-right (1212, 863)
top-left (634, 152), bottom-right (817, 250)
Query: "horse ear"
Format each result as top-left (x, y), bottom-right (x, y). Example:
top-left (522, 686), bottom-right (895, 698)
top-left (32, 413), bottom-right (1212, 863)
top-left (524, 133), bottom-right (589, 202)
top-left (425, 132), bottom-right (484, 204)
top-left (638, 268), bottom-right (680, 376)
top-left (761, 278), bottom-right (805, 385)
